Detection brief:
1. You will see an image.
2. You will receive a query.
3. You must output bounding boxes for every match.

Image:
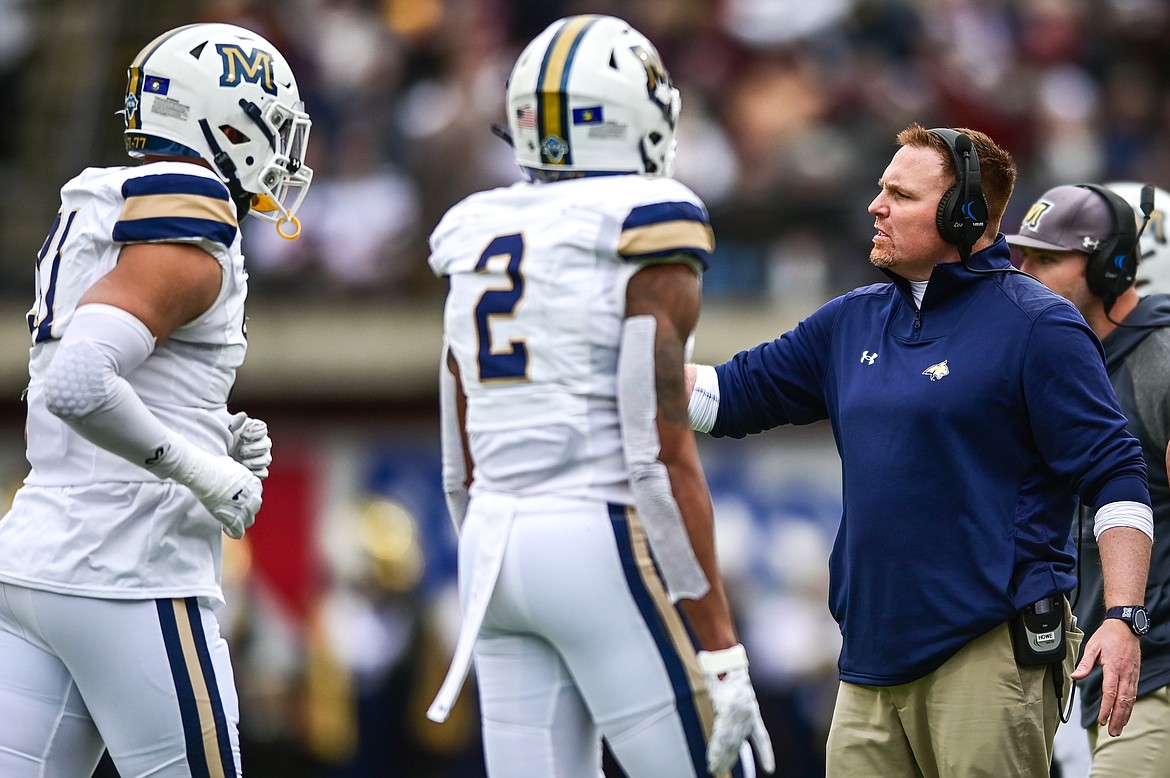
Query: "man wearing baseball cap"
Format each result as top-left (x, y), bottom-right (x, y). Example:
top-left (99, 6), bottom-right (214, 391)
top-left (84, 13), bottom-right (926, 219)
top-left (1009, 183), bottom-right (1170, 776)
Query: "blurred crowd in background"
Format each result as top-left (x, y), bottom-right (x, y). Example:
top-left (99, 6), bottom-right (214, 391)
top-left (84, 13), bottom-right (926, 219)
top-left (4, 0), bottom-right (1170, 303)
top-left (202, 0), bottom-right (1170, 303)
top-left (0, 0), bottom-right (1168, 776)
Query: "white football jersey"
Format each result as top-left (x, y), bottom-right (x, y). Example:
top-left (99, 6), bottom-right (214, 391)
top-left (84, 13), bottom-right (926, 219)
top-left (430, 174), bottom-right (713, 504)
top-left (0, 161), bottom-right (248, 606)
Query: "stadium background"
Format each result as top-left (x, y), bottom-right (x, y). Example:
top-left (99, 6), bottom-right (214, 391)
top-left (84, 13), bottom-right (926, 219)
top-left (0, 0), bottom-right (1167, 775)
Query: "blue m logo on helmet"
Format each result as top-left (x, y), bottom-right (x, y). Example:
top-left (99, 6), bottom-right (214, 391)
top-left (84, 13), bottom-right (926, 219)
top-left (215, 44), bottom-right (276, 95)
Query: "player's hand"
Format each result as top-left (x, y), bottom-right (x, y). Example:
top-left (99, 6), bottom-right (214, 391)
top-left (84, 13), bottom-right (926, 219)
top-left (201, 459), bottom-right (262, 540)
top-left (228, 412), bottom-right (272, 480)
top-left (150, 438), bottom-right (263, 539)
top-left (188, 453), bottom-right (262, 539)
top-left (698, 644), bottom-right (775, 774)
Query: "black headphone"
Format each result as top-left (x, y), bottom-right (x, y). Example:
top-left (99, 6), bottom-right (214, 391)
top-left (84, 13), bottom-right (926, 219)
top-left (930, 128), bottom-right (989, 262)
top-left (1075, 183), bottom-right (1138, 308)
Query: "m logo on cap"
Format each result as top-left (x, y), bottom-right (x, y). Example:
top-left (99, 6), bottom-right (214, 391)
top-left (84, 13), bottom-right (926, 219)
top-left (1021, 200), bottom-right (1053, 232)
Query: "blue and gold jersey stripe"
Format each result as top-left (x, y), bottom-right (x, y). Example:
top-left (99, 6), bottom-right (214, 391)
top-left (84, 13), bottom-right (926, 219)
top-left (536, 15), bottom-right (601, 167)
top-left (157, 598), bottom-right (238, 778)
top-left (114, 173), bottom-right (237, 247)
top-left (618, 201), bottom-right (715, 268)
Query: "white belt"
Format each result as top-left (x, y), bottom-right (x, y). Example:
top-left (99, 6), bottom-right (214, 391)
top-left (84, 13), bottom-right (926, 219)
top-left (426, 492), bottom-right (518, 722)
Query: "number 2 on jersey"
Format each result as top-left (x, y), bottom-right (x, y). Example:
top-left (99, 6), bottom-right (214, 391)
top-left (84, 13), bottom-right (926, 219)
top-left (474, 233), bottom-right (528, 381)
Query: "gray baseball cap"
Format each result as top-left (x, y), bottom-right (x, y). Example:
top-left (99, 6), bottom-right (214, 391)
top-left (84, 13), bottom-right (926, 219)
top-left (1006, 184), bottom-right (1118, 254)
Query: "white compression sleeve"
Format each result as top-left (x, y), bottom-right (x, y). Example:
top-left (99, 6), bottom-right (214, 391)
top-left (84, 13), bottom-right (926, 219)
top-left (43, 304), bottom-right (262, 538)
top-left (439, 342), bottom-right (469, 532)
top-left (688, 364), bottom-right (720, 433)
top-left (618, 315), bottom-right (710, 602)
top-left (1093, 500), bottom-right (1154, 541)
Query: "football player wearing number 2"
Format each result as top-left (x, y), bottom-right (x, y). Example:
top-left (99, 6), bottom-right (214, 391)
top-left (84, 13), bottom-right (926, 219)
top-left (425, 15), bottom-right (773, 778)
top-left (0, 23), bottom-right (309, 777)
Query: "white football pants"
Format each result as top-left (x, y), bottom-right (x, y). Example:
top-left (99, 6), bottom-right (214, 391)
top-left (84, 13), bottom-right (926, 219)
top-left (460, 494), bottom-right (754, 778)
top-left (0, 583), bottom-right (241, 777)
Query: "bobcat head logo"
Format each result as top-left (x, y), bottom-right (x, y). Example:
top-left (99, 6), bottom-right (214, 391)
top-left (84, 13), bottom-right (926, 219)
top-left (922, 360), bottom-right (950, 381)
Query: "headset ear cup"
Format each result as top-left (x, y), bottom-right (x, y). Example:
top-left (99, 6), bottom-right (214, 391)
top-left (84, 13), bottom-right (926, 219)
top-left (965, 194), bottom-right (989, 247)
top-left (1085, 249), bottom-right (1108, 298)
top-left (1087, 244), bottom-right (1138, 300)
top-left (1077, 184), bottom-right (1139, 303)
top-left (1121, 250), bottom-right (1138, 290)
top-left (936, 186), bottom-right (957, 245)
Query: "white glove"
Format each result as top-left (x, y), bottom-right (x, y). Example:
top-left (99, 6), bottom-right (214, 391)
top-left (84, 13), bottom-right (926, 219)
top-left (228, 412), bottom-right (272, 480)
top-left (698, 644), bottom-right (775, 775)
top-left (147, 436), bottom-right (263, 539)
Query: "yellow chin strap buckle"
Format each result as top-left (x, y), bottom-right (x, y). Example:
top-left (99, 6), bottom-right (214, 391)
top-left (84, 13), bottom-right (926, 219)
top-left (276, 215), bottom-right (302, 240)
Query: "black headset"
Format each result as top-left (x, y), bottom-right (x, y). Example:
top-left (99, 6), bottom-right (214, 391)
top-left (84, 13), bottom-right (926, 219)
top-left (930, 128), bottom-right (989, 262)
top-left (1075, 183), bottom-right (1139, 308)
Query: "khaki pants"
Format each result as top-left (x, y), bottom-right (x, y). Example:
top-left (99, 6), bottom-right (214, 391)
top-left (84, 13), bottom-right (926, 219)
top-left (826, 612), bottom-right (1083, 778)
top-left (1087, 685), bottom-right (1170, 777)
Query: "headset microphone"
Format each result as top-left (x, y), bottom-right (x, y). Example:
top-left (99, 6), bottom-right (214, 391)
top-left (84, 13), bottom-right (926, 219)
top-left (1130, 185), bottom-right (1156, 271)
top-left (1139, 184), bottom-right (1155, 227)
top-left (957, 135), bottom-right (975, 262)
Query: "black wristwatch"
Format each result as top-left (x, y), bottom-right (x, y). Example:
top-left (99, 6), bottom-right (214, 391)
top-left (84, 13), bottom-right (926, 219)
top-left (1105, 605), bottom-right (1151, 636)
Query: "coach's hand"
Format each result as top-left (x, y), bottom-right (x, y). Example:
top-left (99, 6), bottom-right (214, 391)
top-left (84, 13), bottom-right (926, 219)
top-left (698, 643), bottom-right (775, 774)
top-left (228, 412), bottom-right (272, 479)
top-left (1073, 618), bottom-right (1141, 737)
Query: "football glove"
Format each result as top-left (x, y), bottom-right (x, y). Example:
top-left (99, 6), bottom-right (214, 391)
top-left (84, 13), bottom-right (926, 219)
top-left (228, 412), bottom-right (273, 479)
top-left (148, 436), bottom-right (263, 539)
top-left (698, 643), bottom-right (775, 775)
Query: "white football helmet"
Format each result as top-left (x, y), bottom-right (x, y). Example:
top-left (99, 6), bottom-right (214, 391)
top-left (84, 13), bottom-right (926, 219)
top-left (1105, 181), bottom-right (1170, 295)
top-left (123, 23), bottom-right (313, 236)
top-left (506, 15), bottom-right (681, 180)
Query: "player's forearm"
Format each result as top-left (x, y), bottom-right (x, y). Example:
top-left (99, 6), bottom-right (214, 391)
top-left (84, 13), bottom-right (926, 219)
top-left (440, 344), bottom-right (471, 529)
top-left (666, 455), bottom-right (737, 651)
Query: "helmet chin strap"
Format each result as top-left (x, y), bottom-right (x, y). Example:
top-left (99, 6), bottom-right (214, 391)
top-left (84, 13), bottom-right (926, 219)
top-left (238, 98), bottom-right (276, 150)
top-left (198, 118), bottom-right (252, 221)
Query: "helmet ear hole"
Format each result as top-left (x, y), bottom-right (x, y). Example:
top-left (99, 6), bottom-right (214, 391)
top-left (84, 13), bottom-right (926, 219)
top-left (220, 125), bottom-right (250, 145)
top-left (648, 131), bottom-right (662, 145)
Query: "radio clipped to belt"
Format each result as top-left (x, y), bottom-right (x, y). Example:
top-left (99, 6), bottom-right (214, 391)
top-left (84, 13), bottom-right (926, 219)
top-left (1011, 595), bottom-right (1066, 665)
top-left (1010, 594), bottom-right (1073, 720)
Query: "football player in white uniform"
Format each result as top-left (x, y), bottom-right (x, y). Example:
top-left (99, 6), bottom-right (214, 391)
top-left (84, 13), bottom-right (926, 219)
top-left (0, 23), bottom-right (311, 778)
top-left (426, 15), bottom-right (773, 778)
top-left (1106, 182), bottom-right (1170, 295)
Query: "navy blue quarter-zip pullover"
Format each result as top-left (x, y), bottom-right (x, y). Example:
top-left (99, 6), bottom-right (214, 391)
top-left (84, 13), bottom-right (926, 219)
top-left (712, 236), bottom-right (1149, 685)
